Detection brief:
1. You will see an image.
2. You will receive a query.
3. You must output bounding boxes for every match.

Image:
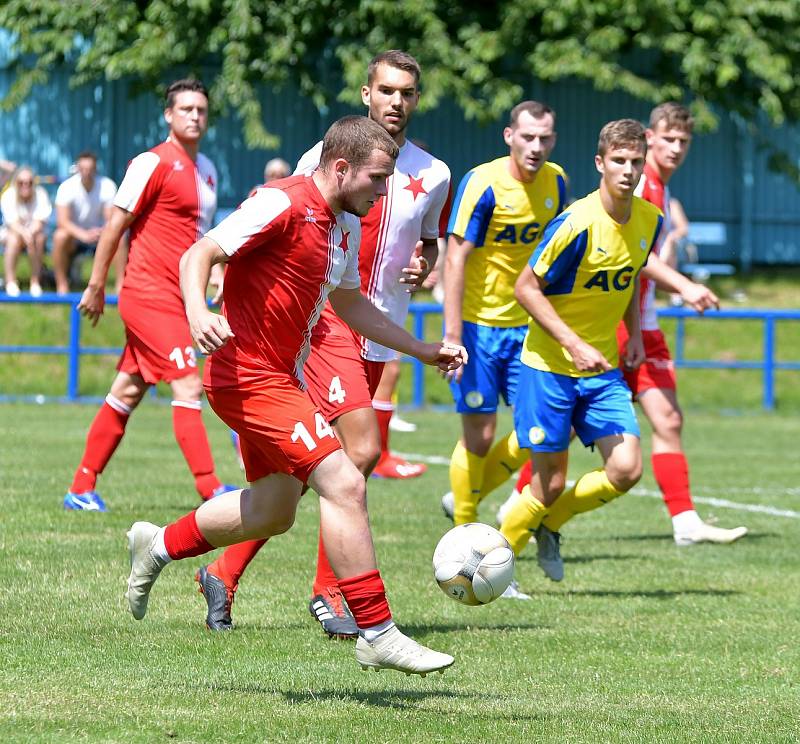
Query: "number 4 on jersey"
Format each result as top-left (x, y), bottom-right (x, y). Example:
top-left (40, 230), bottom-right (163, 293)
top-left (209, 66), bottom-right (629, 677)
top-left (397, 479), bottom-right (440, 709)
top-left (328, 375), bottom-right (346, 405)
top-left (291, 413), bottom-right (335, 451)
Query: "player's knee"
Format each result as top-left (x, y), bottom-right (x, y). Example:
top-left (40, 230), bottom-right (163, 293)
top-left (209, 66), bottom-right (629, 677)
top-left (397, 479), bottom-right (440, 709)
top-left (331, 466), bottom-right (367, 510)
top-left (606, 457), bottom-right (642, 493)
top-left (655, 407), bottom-right (683, 438)
top-left (348, 438), bottom-right (380, 477)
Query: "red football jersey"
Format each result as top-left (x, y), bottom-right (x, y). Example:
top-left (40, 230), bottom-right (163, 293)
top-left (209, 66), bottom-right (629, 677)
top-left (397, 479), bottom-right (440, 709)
top-left (203, 176), bottom-right (361, 390)
top-left (114, 139), bottom-right (217, 308)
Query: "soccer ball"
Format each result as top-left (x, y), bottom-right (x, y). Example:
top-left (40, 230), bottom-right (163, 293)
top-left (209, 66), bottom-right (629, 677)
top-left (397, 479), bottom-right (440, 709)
top-left (432, 523), bottom-right (515, 605)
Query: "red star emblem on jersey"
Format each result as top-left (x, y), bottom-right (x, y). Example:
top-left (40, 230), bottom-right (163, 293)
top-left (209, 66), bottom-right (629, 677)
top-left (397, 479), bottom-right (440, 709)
top-left (404, 174), bottom-right (427, 201)
top-left (206, 174), bottom-right (215, 189)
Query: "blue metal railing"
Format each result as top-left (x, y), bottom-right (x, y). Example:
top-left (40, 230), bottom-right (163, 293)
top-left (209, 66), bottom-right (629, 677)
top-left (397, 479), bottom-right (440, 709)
top-left (1, 296), bottom-right (799, 410)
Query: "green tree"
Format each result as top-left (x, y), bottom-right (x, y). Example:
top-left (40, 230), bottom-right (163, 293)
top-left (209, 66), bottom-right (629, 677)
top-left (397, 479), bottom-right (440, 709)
top-left (2, 0), bottom-right (800, 148)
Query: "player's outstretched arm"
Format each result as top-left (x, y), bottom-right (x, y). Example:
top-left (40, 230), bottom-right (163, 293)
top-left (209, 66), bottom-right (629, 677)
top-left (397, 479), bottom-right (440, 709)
top-left (643, 252), bottom-right (719, 313)
top-left (78, 206), bottom-right (136, 326)
top-left (515, 265), bottom-right (612, 374)
top-left (180, 236), bottom-right (234, 355)
top-left (330, 287), bottom-right (467, 373)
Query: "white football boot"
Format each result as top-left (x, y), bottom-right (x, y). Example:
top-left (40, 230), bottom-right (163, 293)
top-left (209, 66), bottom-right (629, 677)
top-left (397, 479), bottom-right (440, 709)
top-left (125, 521), bottom-right (167, 620)
top-left (500, 579), bottom-right (531, 600)
top-left (440, 491), bottom-right (455, 521)
top-left (356, 625), bottom-right (454, 677)
top-left (674, 522), bottom-right (748, 546)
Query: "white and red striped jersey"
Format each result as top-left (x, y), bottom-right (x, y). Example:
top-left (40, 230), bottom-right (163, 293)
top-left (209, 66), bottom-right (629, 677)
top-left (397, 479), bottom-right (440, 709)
top-left (114, 138), bottom-right (217, 307)
top-left (295, 139), bottom-right (450, 361)
top-left (635, 162), bottom-right (672, 331)
top-left (203, 175), bottom-right (361, 390)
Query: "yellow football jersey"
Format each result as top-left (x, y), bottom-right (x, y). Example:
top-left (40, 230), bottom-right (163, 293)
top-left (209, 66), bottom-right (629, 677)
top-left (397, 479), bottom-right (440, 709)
top-left (521, 190), bottom-right (663, 376)
top-left (448, 157), bottom-right (567, 327)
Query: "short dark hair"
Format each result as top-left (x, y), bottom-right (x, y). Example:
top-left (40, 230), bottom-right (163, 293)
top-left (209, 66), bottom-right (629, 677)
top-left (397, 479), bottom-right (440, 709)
top-left (165, 79), bottom-right (208, 108)
top-left (597, 119), bottom-right (647, 157)
top-left (509, 100), bottom-right (555, 128)
top-left (319, 116), bottom-right (400, 170)
top-left (367, 50), bottom-right (421, 86)
top-left (649, 102), bottom-right (694, 133)
top-left (76, 150), bottom-right (97, 162)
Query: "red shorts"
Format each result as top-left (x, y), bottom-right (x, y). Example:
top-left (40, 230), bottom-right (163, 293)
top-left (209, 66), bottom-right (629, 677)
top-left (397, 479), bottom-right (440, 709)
top-left (206, 374), bottom-right (341, 484)
top-left (117, 294), bottom-right (197, 384)
top-left (617, 326), bottom-right (677, 398)
top-left (303, 329), bottom-right (385, 422)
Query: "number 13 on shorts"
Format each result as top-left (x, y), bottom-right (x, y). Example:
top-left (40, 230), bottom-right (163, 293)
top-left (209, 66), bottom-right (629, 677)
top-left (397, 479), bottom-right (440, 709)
top-left (291, 413), bottom-right (335, 451)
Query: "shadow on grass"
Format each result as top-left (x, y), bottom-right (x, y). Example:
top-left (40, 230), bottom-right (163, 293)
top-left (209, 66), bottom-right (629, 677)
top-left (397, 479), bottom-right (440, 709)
top-left (534, 588), bottom-right (740, 599)
top-left (517, 552), bottom-right (645, 565)
top-left (400, 621), bottom-right (550, 635)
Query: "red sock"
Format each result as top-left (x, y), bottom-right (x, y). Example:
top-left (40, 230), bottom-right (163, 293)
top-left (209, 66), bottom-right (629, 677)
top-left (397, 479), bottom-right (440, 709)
top-left (163, 510), bottom-right (215, 560)
top-left (71, 397), bottom-right (130, 493)
top-left (373, 400), bottom-right (393, 458)
top-left (312, 527), bottom-right (339, 597)
top-left (208, 539), bottom-right (267, 589)
top-left (338, 570), bottom-right (392, 628)
top-left (514, 459), bottom-right (533, 493)
top-left (172, 402), bottom-right (222, 499)
top-left (652, 452), bottom-right (694, 517)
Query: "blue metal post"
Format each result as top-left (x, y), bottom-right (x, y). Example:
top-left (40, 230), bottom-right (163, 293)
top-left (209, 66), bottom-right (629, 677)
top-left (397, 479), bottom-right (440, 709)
top-left (763, 316), bottom-right (775, 410)
top-left (674, 316), bottom-right (685, 364)
top-left (67, 303), bottom-right (81, 401)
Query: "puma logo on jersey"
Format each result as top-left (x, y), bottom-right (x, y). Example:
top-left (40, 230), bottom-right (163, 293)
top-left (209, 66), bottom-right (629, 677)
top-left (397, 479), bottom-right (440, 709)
top-left (596, 246), bottom-right (608, 255)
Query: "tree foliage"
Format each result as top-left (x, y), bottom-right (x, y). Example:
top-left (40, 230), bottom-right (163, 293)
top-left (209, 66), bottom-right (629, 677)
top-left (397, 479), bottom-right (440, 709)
top-left (2, 0), bottom-right (800, 148)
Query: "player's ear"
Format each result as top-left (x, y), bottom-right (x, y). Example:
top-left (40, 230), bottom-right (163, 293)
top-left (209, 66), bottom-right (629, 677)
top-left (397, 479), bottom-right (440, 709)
top-left (594, 153), bottom-right (604, 175)
top-left (164, 107), bottom-right (173, 127)
top-left (334, 157), bottom-right (350, 179)
top-left (361, 85), bottom-right (370, 108)
top-left (503, 126), bottom-right (513, 147)
top-left (645, 128), bottom-right (655, 147)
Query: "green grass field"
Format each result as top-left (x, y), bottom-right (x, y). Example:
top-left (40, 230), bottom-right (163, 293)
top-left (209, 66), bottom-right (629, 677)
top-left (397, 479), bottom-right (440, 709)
top-left (1, 403), bottom-right (798, 742)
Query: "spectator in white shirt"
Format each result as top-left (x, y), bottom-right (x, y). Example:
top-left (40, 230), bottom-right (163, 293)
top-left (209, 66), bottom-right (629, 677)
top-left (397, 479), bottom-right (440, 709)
top-left (1, 166), bottom-right (52, 297)
top-left (52, 151), bottom-right (124, 295)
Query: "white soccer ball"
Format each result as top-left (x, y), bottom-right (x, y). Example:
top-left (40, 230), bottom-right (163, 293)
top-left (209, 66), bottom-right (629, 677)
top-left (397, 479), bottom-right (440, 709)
top-left (432, 523), bottom-right (515, 606)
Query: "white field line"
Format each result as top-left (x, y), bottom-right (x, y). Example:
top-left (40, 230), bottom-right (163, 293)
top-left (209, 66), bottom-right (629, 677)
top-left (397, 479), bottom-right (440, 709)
top-left (395, 451), bottom-right (800, 519)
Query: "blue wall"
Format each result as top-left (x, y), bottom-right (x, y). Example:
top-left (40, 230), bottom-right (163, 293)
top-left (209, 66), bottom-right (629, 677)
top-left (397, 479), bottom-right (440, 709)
top-left (1, 65), bottom-right (798, 267)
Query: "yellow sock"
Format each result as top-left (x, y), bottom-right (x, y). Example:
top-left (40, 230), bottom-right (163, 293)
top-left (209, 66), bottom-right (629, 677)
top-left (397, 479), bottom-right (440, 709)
top-left (544, 469), bottom-right (625, 531)
top-left (479, 430), bottom-right (529, 501)
top-left (449, 441), bottom-right (486, 525)
top-left (500, 484), bottom-right (548, 555)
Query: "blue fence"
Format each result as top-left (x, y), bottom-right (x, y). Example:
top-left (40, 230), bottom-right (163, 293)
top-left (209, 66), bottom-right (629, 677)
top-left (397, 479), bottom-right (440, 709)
top-left (1, 296), bottom-right (799, 410)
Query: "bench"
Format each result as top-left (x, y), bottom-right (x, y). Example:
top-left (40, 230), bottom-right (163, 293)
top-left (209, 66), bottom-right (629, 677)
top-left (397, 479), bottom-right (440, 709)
top-left (679, 222), bottom-right (736, 280)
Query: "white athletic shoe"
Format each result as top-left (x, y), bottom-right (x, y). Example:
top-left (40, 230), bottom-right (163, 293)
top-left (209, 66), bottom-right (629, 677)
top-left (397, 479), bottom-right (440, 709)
top-left (500, 579), bottom-right (531, 601)
top-left (355, 625), bottom-right (454, 677)
top-left (389, 415), bottom-right (417, 433)
top-left (496, 489), bottom-right (520, 527)
top-left (674, 522), bottom-right (748, 546)
top-left (29, 282), bottom-right (43, 298)
top-left (440, 491), bottom-right (455, 521)
top-left (5, 280), bottom-right (20, 298)
top-left (535, 524), bottom-right (564, 582)
top-left (125, 521), bottom-right (167, 620)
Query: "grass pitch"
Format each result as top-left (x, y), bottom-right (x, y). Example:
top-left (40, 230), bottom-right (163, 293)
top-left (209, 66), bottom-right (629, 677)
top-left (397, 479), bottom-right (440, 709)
top-left (1, 403), bottom-right (798, 743)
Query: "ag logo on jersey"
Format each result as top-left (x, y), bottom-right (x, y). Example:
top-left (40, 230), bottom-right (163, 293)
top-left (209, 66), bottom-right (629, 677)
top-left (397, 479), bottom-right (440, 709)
top-left (528, 426), bottom-right (546, 445)
top-left (464, 391), bottom-right (484, 409)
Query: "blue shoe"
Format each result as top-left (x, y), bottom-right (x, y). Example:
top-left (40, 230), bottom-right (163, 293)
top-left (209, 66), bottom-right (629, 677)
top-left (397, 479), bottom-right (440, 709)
top-left (210, 483), bottom-right (239, 499)
top-left (63, 490), bottom-right (107, 512)
top-left (230, 430), bottom-right (244, 470)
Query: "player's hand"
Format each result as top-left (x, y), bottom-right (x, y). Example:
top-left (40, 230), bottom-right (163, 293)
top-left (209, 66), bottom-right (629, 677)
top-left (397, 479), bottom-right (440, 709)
top-left (568, 339), bottom-right (613, 374)
top-left (415, 340), bottom-right (468, 376)
top-left (681, 282), bottom-right (719, 314)
top-left (399, 241), bottom-right (431, 293)
top-left (77, 284), bottom-right (105, 327)
top-left (622, 333), bottom-right (646, 371)
top-left (209, 264), bottom-right (225, 306)
top-left (189, 309), bottom-right (235, 354)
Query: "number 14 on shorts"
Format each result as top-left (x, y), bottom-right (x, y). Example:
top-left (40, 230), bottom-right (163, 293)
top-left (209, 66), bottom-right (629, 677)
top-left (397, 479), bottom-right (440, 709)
top-left (292, 413), bottom-right (335, 451)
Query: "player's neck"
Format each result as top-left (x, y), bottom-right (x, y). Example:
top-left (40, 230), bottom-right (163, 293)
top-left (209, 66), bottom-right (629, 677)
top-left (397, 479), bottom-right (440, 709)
top-left (81, 176), bottom-right (95, 192)
top-left (168, 135), bottom-right (200, 161)
top-left (599, 183), bottom-right (633, 225)
top-left (312, 170), bottom-right (342, 214)
top-left (506, 158), bottom-right (538, 184)
top-left (646, 155), bottom-right (675, 185)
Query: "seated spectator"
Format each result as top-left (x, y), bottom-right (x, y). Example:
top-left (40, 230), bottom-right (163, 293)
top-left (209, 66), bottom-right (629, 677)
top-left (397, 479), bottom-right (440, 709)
top-left (1, 166), bottom-right (51, 297)
top-left (52, 151), bottom-right (124, 295)
top-left (264, 157), bottom-right (290, 182)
